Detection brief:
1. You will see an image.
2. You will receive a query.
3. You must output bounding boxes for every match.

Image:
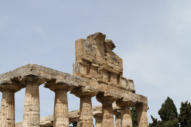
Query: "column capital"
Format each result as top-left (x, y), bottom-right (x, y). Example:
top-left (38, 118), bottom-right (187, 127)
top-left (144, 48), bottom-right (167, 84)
top-left (94, 111), bottom-right (103, 127)
top-left (45, 82), bottom-right (70, 92)
top-left (93, 110), bottom-right (103, 119)
top-left (71, 87), bottom-right (96, 97)
top-left (116, 99), bottom-right (134, 108)
top-left (0, 83), bottom-right (23, 92)
top-left (23, 75), bottom-right (44, 86)
top-left (96, 93), bottom-right (116, 105)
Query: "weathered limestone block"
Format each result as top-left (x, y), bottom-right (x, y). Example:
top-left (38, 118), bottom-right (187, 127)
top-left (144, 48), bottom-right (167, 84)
top-left (120, 78), bottom-right (135, 92)
top-left (74, 32), bottom-right (123, 86)
top-left (22, 83), bottom-right (40, 127)
top-left (128, 80), bottom-right (135, 93)
top-left (136, 104), bottom-right (149, 127)
top-left (110, 73), bottom-right (118, 84)
top-left (101, 70), bottom-right (109, 83)
top-left (89, 65), bottom-right (98, 77)
top-left (79, 63), bottom-right (88, 76)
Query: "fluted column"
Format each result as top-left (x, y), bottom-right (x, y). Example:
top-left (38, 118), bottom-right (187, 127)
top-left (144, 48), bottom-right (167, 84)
top-left (0, 84), bottom-right (22, 127)
top-left (94, 112), bottom-right (102, 127)
top-left (121, 106), bottom-right (132, 127)
top-left (22, 83), bottom-right (40, 127)
top-left (116, 100), bottom-right (133, 127)
top-left (54, 89), bottom-right (69, 127)
top-left (102, 102), bottom-right (114, 127)
top-left (96, 94), bottom-right (115, 127)
top-left (78, 95), bottom-right (93, 127)
top-left (45, 83), bottom-right (69, 127)
top-left (71, 87), bottom-right (95, 127)
top-left (136, 104), bottom-right (149, 127)
top-left (0, 90), bottom-right (15, 127)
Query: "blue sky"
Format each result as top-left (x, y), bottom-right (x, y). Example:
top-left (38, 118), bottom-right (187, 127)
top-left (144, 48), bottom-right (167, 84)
top-left (0, 0), bottom-right (191, 122)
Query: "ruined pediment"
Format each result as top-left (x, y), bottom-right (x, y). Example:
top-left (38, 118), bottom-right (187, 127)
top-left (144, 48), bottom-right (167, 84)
top-left (74, 32), bottom-right (124, 86)
top-left (75, 32), bottom-right (122, 74)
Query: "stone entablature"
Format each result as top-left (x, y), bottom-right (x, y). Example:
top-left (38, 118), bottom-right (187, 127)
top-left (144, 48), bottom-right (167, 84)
top-left (0, 64), bottom-right (147, 104)
top-left (0, 33), bottom-right (149, 127)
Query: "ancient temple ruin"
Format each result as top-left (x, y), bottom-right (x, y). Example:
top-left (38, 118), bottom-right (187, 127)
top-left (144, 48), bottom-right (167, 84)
top-left (0, 32), bottom-right (149, 127)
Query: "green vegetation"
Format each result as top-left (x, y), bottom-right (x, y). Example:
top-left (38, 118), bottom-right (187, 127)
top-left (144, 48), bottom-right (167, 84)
top-left (179, 101), bottom-right (191, 127)
top-left (131, 107), bottom-right (138, 127)
top-left (149, 97), bottom-right (191, 127)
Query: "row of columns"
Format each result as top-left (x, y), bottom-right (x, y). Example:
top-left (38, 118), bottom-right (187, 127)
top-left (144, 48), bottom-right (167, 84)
top-left (0, 82), bottom-right (148, 127)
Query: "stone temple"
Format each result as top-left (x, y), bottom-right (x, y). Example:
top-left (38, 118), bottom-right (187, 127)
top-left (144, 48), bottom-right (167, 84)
top-left (0, 32), bottom-right (149, 127)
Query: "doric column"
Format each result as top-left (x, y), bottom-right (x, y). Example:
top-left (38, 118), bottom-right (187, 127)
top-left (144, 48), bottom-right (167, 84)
top-left (22, 83), bottom-right (40, 127)
top-left (54, 89), bottom-right (69, 127)
top-left (116, 100), bottom-right (133, 127)
top-left (0, 90), bottom-right (15, 127)
top-left (96, 93), bottom-right (115, 127)
top-left (0, 84), bottom-right (22, 127)
top-left (94, 111), bottom-right (102, 127)
top-left (45, 83), bottom-right (69, 127)
top-left (136, 103), bottom-right (149, 127)
top-left (114, 110), bottom-right (122, 127)
top-left (78, 95), bottom-right (93, 127)
top-left (71, 87), bottom-right (95, 127)
top-left (121, 106), bottom-right (132, 127)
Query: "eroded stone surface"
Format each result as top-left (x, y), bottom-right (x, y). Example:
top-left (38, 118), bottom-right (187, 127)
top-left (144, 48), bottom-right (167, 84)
top-left (74, 33), bottom-right (122, 81)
